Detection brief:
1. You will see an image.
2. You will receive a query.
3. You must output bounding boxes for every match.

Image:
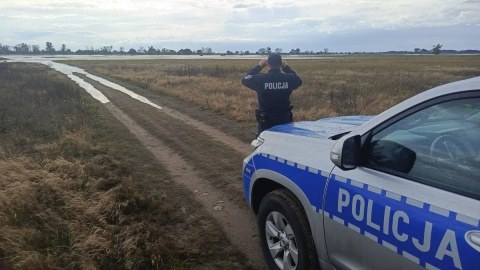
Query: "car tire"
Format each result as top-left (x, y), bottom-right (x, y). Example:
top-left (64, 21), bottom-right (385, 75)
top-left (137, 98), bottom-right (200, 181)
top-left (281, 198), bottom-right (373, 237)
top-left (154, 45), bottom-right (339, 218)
top-left (258, 189), bottom-right (317, 270)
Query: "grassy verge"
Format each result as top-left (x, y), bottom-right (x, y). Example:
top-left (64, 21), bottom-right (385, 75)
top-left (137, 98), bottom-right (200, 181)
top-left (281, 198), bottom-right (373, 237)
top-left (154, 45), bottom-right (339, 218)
top-left (0, 63), bottom-right (249, 269)
top-left (61, 55), bottom-right (480, 123)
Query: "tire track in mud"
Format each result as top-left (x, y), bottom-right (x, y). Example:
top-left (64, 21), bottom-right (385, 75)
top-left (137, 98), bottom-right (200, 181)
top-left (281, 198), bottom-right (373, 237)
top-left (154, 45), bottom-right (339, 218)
top-left (158, 106), bottom-right (252, 157)
top-left (78, 74), bottom-right (266, 269)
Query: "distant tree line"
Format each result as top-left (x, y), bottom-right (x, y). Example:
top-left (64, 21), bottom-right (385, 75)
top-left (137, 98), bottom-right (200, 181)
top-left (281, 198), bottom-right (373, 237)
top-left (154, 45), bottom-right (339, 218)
top-left (0, 42), bottom-right (331, 56)
top-left (0, 42), bottom-right (478, 55)
top-left (0, 42), bottom-right (212, 56)
top-left (383, 44), bottom-right (479, 55)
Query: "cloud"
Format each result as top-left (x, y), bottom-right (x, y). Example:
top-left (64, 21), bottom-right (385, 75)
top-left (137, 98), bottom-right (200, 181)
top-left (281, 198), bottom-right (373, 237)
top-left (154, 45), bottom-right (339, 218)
top-left (12, 30), bottom-right (55, 40)
top-left (0, 0), bottom-right (479, 52)
top-left (233, 3), bottom-right (255, 9)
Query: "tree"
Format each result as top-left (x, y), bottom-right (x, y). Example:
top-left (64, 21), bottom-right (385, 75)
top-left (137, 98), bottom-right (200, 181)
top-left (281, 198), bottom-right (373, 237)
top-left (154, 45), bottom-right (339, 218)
top-left (178, 48), bottom-right (193, 55)
top-left (85, 46), bottom-right (95, 55)
top-left (45, 42), bottom-right (55, 53)
top-left (14, 43), bottom-right (30, 54)
top-left (147, 46), bottom-right (157, 55)
top-left (0, 44), bottom-right (10, 54)
top-left (414, 48), bottom-right (421, 53)
top-left (275, 48), bottom-right (283, 54)
top-left (202, 47), bottom-right (213, 55)
top-left (266, 47), bottom-right (271, 54)
top-left (160, 48), bottom-right (169, 55)
top-left (257, 48), bottom-right (267, 54)
top-left (289, 48), bottom-right (301, 54)
top-left (100, 46), bottom-right (113, 54)
top-left (32, 45), bottom-right (40, 53)
top-left (431, 44), bottom-right (443, 55)
top-left (324, 48), bottom-right (329, 54)
top-left (60, 44), bottom-right (67, 54)
top-left (128, 48), bottom-right (137, 55)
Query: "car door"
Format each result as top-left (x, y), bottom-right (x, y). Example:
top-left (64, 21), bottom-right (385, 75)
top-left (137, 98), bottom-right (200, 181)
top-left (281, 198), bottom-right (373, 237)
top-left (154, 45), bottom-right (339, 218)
top-left (323, 92), bottom-right (480, 269)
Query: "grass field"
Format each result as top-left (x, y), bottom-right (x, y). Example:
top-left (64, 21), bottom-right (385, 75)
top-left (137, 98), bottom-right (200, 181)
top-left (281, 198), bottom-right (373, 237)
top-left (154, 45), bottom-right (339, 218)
top-left (62, 55), bottom-right (480, 123)
top-left (0, 62), bottom-right (249, 270)
top-left (2, 55), bottom-right (480, 269)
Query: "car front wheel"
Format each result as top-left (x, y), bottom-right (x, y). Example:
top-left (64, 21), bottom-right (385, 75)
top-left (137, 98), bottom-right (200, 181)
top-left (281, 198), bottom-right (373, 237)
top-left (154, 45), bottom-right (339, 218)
top-left (258, 189), bottom-right (317, 270)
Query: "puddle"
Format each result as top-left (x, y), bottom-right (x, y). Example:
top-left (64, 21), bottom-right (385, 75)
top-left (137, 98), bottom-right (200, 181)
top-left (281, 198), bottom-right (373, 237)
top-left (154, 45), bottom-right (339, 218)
top-left (66, 74), bottom-right (110, 104)
top-left (86, 74), bottom-right (162, 109)
top-left (6, 57), bottom-right (162, 109)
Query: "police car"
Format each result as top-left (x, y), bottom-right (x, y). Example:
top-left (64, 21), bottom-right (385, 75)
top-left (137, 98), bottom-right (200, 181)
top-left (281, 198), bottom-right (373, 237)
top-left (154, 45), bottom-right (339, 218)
top-left (243, 76), bottom-right (480, 270)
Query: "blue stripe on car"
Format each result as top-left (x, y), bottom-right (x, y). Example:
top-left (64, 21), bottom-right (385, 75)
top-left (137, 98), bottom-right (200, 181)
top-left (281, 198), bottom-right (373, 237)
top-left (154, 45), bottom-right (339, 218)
top-left (245, 152), bottom-right (480, 270)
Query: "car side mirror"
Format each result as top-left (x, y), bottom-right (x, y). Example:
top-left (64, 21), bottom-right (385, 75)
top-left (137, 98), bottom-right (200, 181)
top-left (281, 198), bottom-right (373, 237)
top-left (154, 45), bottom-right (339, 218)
top-left (330, 135), bottom-right (361, 171)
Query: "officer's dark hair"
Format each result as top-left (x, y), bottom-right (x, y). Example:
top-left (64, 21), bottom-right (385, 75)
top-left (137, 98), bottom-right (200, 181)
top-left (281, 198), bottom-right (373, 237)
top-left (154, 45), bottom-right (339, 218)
top-left (267, 53), bottom-right (282, 68)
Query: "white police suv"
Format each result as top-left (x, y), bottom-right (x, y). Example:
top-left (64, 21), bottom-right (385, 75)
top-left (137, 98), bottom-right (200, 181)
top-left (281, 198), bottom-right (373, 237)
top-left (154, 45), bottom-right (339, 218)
top-left (243, 76), bottom-right (480, 270)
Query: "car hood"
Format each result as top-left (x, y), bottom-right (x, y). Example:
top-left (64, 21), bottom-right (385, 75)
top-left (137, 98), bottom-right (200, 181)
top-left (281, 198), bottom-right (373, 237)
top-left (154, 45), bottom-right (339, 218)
top-left (267, 115), bottom-right (374, 139)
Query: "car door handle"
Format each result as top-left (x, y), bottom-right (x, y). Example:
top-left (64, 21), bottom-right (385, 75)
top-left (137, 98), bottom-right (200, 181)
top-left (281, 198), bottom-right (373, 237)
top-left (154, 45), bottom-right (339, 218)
top-left (466, 231), bottom-right (480, 252)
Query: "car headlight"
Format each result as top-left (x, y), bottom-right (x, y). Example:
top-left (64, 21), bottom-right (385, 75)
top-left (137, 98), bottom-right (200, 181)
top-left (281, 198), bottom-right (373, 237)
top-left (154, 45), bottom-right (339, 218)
top-left (251, 137), bottom-right (264, 150)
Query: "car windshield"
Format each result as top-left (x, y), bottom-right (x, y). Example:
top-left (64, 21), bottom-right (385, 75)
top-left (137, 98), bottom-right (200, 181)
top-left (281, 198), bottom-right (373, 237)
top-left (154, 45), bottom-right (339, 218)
top-left (398, 98), bottom-right (480, 128)
top-left (428, 99), bottom-right (480, 121)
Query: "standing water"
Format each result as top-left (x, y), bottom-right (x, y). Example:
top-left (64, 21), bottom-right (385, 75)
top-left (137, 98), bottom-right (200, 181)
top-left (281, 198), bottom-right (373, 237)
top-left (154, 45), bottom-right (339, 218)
top-left (5, 55), bottom-right (162, 109)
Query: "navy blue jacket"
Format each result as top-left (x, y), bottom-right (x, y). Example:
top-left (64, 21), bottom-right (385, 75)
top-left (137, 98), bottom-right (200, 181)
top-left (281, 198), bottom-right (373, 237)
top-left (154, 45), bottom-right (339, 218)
top-left (242, 65), bottom-right (302, 113)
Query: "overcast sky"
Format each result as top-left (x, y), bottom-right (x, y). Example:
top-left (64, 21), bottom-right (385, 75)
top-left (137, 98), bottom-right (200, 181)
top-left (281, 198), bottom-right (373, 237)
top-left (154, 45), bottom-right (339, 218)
top-left (1, 0), bottom-right (479, 53)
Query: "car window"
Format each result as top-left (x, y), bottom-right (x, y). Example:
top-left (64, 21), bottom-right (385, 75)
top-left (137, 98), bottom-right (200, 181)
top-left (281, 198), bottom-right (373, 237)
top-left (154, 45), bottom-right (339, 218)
top-left (365, 97), bottom-right (480, 199)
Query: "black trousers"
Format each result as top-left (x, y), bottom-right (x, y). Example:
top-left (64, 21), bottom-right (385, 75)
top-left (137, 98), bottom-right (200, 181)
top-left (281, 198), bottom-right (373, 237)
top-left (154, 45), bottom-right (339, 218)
top-left (255, 109), bottom-right (293, 137)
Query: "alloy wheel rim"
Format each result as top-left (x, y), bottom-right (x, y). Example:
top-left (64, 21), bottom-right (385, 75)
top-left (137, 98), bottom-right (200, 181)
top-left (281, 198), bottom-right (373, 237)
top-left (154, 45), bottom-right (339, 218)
top-left (265, 211), bottom-right (299, 270)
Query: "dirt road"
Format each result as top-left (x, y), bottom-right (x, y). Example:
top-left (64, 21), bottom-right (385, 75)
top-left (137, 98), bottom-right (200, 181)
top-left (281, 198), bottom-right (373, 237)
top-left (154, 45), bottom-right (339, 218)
top-left (76, 73), bottom-right (267, 269)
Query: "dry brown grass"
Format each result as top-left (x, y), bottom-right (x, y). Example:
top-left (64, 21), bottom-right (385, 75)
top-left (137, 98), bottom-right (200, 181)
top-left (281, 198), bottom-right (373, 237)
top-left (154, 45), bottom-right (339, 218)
top-left (62, 55), bottom-right (480, 123)
top-left (0, 136), bottom-right (180, 269)
top-left (0, 63), bottom-right (249, 270)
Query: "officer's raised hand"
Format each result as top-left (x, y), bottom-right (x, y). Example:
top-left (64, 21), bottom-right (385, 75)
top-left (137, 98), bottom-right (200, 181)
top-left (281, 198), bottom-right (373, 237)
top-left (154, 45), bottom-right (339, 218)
top-left (259, 58), bottom-right (268, 68)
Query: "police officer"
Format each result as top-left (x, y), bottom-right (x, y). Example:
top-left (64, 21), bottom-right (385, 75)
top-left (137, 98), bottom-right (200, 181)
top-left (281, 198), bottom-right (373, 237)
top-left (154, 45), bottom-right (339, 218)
top-left (242, 53), bottom-right (303, 137)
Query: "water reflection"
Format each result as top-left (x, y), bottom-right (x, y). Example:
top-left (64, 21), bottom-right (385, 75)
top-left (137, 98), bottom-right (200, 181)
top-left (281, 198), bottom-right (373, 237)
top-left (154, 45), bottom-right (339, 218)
top-left (86, 74), bottom-right (162, 109)
top-left (67, 74), bottom-right (110, 104)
